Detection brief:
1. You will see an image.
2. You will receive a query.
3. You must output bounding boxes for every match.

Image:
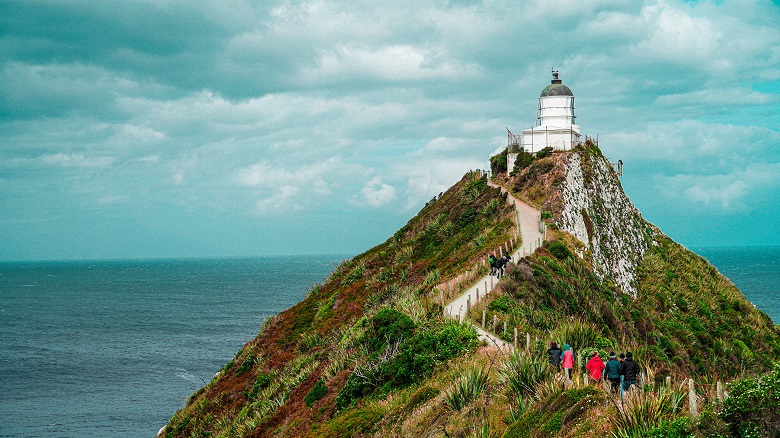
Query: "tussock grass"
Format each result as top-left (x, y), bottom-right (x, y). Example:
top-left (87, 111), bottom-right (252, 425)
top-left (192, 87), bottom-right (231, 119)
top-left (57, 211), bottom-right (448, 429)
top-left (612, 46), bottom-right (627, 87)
top-left (500, 350), bottom-right (555, 399)
top-left (444, 367), bottom-right (490, 411)
top-left (609, 386), bottom-right (686, 438)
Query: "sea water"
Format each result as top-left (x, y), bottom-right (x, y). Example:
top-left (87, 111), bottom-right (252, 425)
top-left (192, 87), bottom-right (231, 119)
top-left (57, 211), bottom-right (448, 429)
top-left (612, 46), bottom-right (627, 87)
top-left (0, 256), bottom-right (343, 438)
top-left (0, 249), bottom-right (777, 437)
top-left (694, 246), bottom-right (779, 323)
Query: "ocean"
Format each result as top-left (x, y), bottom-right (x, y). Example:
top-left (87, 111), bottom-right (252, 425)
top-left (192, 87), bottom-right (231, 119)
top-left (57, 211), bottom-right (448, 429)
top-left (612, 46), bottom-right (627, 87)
top-left (0, 256), bottom-right (343, 438)
top-left (693, 246), bottom-right (779, 323)
top-left (0, 248), bottom-right (777, 437)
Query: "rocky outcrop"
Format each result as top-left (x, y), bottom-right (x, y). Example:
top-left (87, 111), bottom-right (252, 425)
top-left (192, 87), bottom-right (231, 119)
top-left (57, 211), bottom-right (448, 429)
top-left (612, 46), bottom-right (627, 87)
top-left (557, 149), bottom-right (656, 296)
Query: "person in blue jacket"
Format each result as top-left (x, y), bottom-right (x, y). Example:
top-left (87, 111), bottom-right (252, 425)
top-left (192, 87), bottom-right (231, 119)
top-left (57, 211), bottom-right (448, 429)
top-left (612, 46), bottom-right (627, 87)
top-left (604, 352), bottom-right (622, 393)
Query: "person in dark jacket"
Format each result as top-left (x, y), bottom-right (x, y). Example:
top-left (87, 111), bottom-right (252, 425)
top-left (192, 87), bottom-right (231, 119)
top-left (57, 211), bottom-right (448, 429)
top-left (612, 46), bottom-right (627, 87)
top-left (619, 352), bottom-right (640, 396)
top-left (604, 352), bottom-right (622, 393)
top-left (547, 342), bottom-right (563, 370)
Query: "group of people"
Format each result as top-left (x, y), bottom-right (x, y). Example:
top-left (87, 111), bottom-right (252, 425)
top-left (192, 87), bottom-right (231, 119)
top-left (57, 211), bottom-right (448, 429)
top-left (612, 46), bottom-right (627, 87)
top-left (546, 342), bottom-right (640, 396)
top-left (488, 253), bottom-right (512, 278)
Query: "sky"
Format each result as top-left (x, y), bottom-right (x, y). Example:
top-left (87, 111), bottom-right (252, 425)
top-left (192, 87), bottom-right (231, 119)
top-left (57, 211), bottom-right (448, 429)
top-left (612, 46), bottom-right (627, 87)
top-left (1, 0), bottom-right (779, 261)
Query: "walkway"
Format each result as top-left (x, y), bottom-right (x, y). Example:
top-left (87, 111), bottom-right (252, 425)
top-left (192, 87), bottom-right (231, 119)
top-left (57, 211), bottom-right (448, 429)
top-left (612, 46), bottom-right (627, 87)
top-left (442, 179), bottom-right (546, 351)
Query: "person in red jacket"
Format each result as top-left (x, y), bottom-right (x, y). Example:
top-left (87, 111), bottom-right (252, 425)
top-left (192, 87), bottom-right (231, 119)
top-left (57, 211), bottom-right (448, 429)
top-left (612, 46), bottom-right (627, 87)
top-left (585, 351), bottom-right (605, 383)
top-left (562, 344), bottom-right (574, 379)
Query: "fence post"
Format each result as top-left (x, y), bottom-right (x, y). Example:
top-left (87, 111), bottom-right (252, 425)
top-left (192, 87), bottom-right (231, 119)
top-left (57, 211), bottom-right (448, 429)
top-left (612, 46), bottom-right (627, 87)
top-left (503, 320), bottom-right (507, 335)
top-left (482, 309), bottom-right (486, 328)
top-left (484, 281), bottom-right (488, 293)
top-left (514, 328), bottom-right (518, 348)
top-left (466, 296), bottom-right (471, 315)
top-left (688, 379), bottom-right (698, 417)
top-left (492, 314), bottom-right (497, 332)
top-left (526, 333), bottom-right (530, 351)
top-left (476, 288), bottom-right (480, 302)
top-left (490, 276), bottom-right (493, 289)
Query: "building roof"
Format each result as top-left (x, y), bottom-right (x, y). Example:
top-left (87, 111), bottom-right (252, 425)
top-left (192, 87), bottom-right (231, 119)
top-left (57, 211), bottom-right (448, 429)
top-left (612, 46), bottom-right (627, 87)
top-left (540, 70), bottom-right (573, 97)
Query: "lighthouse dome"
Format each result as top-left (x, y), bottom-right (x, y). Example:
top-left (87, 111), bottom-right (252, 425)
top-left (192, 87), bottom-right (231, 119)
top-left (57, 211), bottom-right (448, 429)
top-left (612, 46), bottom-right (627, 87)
top-left (540, 71), bottom-right (573, 97)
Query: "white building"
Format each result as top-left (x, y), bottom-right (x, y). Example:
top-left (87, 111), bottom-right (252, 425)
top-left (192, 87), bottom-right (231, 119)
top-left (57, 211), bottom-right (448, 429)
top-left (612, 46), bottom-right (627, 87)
top-left (521, 70), bottom-right (581, 153)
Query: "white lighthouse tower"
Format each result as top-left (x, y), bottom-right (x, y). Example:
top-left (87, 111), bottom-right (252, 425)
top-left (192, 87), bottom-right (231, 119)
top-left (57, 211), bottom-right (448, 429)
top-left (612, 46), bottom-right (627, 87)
top-left (521, 70), bottom-right (581, 152)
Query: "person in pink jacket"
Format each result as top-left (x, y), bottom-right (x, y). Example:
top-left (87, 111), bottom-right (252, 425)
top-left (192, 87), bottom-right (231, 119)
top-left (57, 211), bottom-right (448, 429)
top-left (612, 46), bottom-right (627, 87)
top-left (562, 344), bottom-right (574, 379)
top-left (585, 351), bottom-right (606, 383)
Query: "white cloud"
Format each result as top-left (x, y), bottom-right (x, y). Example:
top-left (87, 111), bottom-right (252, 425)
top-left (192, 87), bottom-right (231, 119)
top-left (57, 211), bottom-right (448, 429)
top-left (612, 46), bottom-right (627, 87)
top-left (633, 2), bottom-right (722, 65)
top-left (684, 180), bottom-right (749, 209)
top-left (654, 163), bottom-right (780, 211)
top-left (654, 88), bottom-right (779, 108)
top-left (301, 44), bottom-right (482, 83)
top-left (254, 185), bottom-right (301, 216)
top-left (40, 153), bottom-right (115, 169)
top-left (359, 177), bottom-right (396, 207)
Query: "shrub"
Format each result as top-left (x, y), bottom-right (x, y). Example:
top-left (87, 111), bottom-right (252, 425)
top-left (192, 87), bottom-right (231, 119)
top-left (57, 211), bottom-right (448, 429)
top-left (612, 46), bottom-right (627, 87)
top-left (444, 367), bottom-right (490, 411)
top-left (235, 354), bottom-right (257, 376)
top-left (335, 320), bottom-right (478, 410)
top-left (305, 380), bottom-right (327, 407)
top-left (547, 240), bottom-right (572, 260)
top-left (645, 417), bottom-right (694, 437)
top-left (718, 365), bottom-right (780, 437)
top-left (536, 146), bottom-right (554, 159)
top-left (512, 148), bottom-right (535, 173)
top-left (249, 372), bottom-right (273, 399)
top-left (490, 149), bottom-right (508, 174)
top-left (364, 308), bottom-right (415, 352)
top-left (384, 321), bottom-right (478, 388)
top-left (489, 294), bottom-right (513, 313)
top-left (458, 206), bottom-right (478, 227)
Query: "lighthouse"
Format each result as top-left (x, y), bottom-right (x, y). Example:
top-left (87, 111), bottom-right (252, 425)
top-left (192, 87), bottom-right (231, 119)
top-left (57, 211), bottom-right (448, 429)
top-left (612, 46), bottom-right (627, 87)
top-left (521, 70), bottom-right (581, 153)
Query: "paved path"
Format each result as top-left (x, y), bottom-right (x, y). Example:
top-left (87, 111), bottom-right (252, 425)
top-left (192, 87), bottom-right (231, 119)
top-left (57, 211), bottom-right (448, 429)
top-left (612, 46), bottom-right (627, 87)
top-left (442, 179), bottom-right (545, 351)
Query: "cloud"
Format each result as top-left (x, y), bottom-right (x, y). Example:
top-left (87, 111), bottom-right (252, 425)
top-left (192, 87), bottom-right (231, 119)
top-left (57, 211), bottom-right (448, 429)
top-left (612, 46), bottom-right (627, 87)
top-left (40, 153), bottom-right (115, 168)
top-left (653, 162), bottom-right (780, 212)
top-left (604, 120), bottom-right (780, 174)
top-left (685, 180), bottom-right (749, 209)
top-left (359, 177), bottom-right (396, 207)
top-left (2, 0), bottom-right (780, 259)
top-left (300, 44), bottom-right (483, 84)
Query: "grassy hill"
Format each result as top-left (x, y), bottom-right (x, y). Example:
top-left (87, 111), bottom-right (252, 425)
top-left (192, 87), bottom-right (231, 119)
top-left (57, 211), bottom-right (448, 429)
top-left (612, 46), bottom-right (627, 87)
top-left (163, 146), bottom-right (780, 438)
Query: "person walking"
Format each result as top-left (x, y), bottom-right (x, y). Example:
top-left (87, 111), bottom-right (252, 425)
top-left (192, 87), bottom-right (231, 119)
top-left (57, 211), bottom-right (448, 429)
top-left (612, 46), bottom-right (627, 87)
top-left (604, 352), bottom-right (621, 393)
top-left (562, 344), bottom-right (574, 380)
top-left (585, 351), bottom-right (605, 384)
top-left (619, 352), bottom-right (640, 398)
top-left (547, 342), bottom-right (563, 370)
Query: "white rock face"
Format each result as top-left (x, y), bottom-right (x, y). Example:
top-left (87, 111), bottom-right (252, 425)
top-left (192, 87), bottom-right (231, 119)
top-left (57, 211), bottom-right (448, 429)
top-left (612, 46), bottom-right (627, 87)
top-left (557, 151), bottom-right (653, 296)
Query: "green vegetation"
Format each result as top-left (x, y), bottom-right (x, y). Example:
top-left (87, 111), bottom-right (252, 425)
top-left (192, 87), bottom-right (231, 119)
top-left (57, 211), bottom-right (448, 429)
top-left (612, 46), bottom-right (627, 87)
top-left (304, 380), bottom-right (327, 407)
top-left (444, 367), bottom-right (490, 411)
top-left (163, 147), bottom-right (780, 438)
top-left (469, 235), bottom-right (779, 379)
top-left (334, 312), bottom-right (478, 410)
top-left (490, 149), bottom-right (508, 174)
top-left (718, 364), bottom-right (780, 437)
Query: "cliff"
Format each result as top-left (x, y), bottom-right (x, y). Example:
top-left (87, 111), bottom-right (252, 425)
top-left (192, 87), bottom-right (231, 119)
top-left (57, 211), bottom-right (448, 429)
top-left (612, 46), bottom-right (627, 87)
top-left (162, 144), bottom-right (780, 438)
